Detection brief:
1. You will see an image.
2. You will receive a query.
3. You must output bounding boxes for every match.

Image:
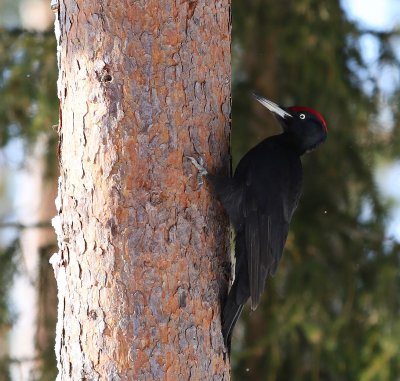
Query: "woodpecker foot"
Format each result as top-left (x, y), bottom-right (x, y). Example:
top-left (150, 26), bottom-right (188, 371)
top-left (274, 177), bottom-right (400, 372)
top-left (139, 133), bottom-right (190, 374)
top-left (186, 156), bottom-right (208, 186)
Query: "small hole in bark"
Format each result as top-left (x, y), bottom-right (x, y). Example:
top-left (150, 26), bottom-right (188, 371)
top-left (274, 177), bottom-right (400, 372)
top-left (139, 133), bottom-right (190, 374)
top-left (88, 310), bottom-right (97, 320)
top-left (102, 74), bottom-right (112, 82)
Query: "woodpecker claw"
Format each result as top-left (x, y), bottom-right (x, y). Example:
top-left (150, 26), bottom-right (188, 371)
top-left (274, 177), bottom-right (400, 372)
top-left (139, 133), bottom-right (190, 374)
top-left (186, 156), bottom-right (208, 187)
top-left (186, 156), bottom-right (208, 176)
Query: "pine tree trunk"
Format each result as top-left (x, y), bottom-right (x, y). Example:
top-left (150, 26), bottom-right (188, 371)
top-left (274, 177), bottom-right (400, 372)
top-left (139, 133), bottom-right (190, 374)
top-left (52, 0), bottom-right (231, 379)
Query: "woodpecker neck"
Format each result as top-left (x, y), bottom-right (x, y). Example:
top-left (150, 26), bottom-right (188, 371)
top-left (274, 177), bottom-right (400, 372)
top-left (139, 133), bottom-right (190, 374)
top-left (279, 131), bottom-right (306, 156)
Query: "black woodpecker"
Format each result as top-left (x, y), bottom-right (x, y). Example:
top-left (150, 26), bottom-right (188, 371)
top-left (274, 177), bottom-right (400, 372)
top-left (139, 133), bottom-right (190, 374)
top-left (187, 94), bottom-right (328, 350)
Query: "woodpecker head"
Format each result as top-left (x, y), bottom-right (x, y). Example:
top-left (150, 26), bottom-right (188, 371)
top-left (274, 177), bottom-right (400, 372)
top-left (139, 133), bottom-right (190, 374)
top-left (253, 94), bottom-right (328, 155)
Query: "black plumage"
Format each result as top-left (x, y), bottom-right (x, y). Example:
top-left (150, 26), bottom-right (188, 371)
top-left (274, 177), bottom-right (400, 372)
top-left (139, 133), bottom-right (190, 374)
top-left (189, 95), bottom-right (328, 350)
top-left (214, 134), bottom-right (303, 348)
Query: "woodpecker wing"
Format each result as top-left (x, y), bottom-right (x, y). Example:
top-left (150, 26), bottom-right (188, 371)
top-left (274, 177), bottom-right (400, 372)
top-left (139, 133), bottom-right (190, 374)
top-left (235, 139), bottom-right (302, 310)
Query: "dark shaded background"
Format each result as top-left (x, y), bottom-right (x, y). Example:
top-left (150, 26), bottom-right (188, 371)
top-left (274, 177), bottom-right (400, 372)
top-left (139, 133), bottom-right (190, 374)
top-left (1, 1), bottom-right (400, 380)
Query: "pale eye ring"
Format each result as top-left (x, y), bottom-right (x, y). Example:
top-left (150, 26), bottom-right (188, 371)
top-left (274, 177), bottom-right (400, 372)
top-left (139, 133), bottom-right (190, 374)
top-left (299, 113), bottom-right (306, 119)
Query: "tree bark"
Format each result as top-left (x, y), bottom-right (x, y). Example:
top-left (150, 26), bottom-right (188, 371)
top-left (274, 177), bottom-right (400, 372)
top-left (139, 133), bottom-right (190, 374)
top-left (52, 0), bottom-right (231, 380)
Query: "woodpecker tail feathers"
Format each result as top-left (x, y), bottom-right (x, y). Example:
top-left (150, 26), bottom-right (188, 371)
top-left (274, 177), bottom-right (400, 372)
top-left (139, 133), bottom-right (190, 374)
top-left (222, 281), bottom-right (244, 353)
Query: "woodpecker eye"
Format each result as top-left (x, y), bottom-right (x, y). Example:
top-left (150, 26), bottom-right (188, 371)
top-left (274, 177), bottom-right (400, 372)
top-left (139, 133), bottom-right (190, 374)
top-left (299, 113), bottom-right (306, 120)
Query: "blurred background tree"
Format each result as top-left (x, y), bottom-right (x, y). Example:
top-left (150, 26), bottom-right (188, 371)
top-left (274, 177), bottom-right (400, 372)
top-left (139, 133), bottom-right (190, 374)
top-left (0, 2), bottom-right (58, 378)
top-left (1, 0), bottom-right (400, 380)
top-left (231, 1), bottom-right (400, 380)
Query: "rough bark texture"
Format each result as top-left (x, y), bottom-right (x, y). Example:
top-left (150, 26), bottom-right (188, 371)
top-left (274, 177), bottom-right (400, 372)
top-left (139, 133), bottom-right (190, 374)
top-left (52, 0), bottom-right (231, 380)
